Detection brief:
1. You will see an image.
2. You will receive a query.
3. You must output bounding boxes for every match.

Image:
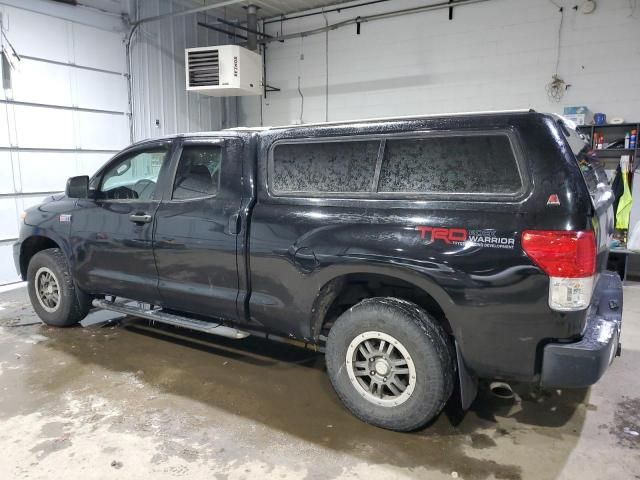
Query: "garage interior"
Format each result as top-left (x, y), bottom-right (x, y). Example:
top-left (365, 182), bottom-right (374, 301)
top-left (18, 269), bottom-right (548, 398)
top-left (1, 0), bottom-right (639, 478)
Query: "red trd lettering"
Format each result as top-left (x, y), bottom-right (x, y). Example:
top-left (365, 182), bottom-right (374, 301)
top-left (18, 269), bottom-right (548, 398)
top-left (415, 226), bottom-right (468, 244)
top-left (432, 228), bottom-right (451, 243)
top-left (449, 228), bottom-right (468, 242)
top-left (415, 226), bottom-right (432, 239)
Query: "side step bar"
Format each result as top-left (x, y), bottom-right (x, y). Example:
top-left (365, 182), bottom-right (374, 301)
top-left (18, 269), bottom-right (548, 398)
top-left (91, 299), bottom-right (250, 340)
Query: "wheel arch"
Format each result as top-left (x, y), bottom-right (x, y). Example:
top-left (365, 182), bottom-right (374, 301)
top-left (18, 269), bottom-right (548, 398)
top-left (19, 235), bottom-right (63, 280)
top-left (311, 269), bottom-right (478, 411)
top-left (310, 270), bottom-right (455, 342)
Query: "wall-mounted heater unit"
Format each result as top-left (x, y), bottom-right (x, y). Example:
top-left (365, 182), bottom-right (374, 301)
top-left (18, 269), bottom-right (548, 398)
top-left (185, 45), bottom-right (262, 96)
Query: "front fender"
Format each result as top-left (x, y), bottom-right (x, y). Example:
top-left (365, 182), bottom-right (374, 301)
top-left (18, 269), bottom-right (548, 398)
top-left (17, 197), bottom-right (77, 277)
top-left (17, 230), bottom-right (70, 276)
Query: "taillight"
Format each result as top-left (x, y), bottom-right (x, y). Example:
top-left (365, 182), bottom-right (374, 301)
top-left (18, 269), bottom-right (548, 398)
top-left (522, 230), bottom-right (596, 311)
top-left (521, 230), bottom-right (596, 277)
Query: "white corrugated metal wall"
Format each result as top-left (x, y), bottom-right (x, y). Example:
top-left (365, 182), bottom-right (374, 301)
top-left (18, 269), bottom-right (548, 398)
top-left (129, 0), bottom-right (234, 141)
top-left (0, 0), bottom-right (236, 284)
top-left (0, 0), bottom-right (129, 284)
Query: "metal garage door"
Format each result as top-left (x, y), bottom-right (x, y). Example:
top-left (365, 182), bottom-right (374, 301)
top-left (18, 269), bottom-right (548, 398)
top-left (0, 3), bottom-right (128, 284)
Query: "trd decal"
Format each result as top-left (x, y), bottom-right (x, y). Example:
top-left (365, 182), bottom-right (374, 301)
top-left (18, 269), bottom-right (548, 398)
top-left (415, 227), bottom-right (515, 249)
top-left (415, 226), bottom-right (467, 244)
top-left (468, 229), bottom-right (515, 249)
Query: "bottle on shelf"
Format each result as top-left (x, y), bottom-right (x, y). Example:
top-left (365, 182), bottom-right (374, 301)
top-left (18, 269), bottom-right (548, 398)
top-left (631, 130), bottom-right (637, 150)
top-left (625, 132), bottom-right (630, 149)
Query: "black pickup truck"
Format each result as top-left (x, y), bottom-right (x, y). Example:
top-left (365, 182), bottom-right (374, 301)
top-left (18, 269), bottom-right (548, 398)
top-left (14, 111), bottom-right (623, 431)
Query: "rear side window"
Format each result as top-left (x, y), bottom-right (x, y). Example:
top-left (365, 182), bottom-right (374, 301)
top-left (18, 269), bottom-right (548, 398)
top-left (378, 135), bottom-right (521, 194)
top-left (270, 133), bottom-right (523, 197)
top-left (272, 140), bottom-right (379, 193)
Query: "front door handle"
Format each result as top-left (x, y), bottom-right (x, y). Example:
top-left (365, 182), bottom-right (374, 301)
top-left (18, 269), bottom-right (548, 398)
top-left (129, 213), bottom-right (153, 224)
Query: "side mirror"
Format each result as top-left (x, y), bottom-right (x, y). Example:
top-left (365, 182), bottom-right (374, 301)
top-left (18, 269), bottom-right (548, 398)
top-left (66, 175), bottom-right (89, 198)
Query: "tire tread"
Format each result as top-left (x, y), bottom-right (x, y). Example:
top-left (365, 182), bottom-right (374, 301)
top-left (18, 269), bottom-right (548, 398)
top-left (325, 297), bottom-right (454, 431)
top-left (27, 248), bottom-right (89, 327)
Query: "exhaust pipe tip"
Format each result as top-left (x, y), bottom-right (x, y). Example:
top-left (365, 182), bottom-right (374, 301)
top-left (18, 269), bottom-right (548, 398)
top-left (489, 381), bottom-right (515, 400)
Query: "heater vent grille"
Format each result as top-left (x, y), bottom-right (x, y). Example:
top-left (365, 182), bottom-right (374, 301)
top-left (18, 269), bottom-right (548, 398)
top-left (187, 49), bottom-right (219, 87)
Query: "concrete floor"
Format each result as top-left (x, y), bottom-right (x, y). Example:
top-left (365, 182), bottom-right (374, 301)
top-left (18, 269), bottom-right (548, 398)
top-left (0, 286), bottom-right (639, 480)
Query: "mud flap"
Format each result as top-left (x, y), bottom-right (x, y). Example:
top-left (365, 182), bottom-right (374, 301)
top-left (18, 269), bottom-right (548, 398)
top-left (73, 279), bottom-right (91, 308)
top-left (455, 340), bottom-right (478, 410)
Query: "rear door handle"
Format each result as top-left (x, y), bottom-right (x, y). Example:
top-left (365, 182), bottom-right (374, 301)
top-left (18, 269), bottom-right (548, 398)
top-left (129, 213), bottom-right (153, 224)
top-left (228, 213), bottom-right (241, 235)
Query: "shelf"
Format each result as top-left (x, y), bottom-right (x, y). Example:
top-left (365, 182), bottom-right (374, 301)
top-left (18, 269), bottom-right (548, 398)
top-left (578, 123), bottom-right (639, 129)
top-left (594, 149), bottom-right (637, 157)
top-left (610, 247), bottom-right (639, 255)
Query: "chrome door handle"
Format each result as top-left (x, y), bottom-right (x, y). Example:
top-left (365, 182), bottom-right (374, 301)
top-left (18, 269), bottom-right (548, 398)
top-left (129, 213), bottom-right (152, 224)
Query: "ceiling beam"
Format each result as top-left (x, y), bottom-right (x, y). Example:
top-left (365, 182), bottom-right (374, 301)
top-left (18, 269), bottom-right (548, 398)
top-left (134, 0), bottom-right (248, 26)
top-left (198, 21), bottom-right (248, 40)
top-left (260, 0), bottom-right (491, 44)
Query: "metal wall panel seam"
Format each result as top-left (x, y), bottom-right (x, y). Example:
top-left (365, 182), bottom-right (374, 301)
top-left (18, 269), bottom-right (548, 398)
top-left (0, 99), bottom-right (127, 115)
top-left (0, 190), bottom-right (61, 198)
top-left (169, 0), bottom-right (178, 136)
top-left (2, 97), bottom-right (16, 194)
top-left (183, 12), bottom-right (190, 134)
top-left (142, 5), bottom-right (151, 139)
top-left (19, 55), bottom-right (126, 76)
top-left (0, 147), bottom-right (119, 153)
top-left (0, 1), bottom-right (127, 33)
top-left (156, 0), bottom-right (164, 138)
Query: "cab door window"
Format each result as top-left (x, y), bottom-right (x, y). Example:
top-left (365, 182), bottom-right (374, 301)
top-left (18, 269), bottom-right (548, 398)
top-left (100, 148), bottom-right (168, 200)
top-left (172, 145), bottom-right (221, 200)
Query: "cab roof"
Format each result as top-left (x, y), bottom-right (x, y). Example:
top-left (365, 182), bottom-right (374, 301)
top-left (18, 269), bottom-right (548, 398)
top-left (131, 109), bottom-right (541, 147)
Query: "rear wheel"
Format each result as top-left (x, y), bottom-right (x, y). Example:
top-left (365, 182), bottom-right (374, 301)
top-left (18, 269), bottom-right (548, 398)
top-left (27, 248), bottom-right (90, 327)
top-left (325, 297), bottom-right (454, 431)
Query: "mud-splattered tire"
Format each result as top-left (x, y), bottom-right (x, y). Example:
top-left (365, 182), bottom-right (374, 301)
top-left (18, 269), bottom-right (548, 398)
top-left (325, 297), bottom-right (454, 431)
top-left (27, 248), bottom-right (90, 327)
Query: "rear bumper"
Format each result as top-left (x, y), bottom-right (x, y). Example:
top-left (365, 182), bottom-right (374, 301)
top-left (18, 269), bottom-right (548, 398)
top-left (540, 271), bottom-right (622, 388)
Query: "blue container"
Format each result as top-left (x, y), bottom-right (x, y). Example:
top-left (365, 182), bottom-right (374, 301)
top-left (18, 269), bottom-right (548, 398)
top-left (594, 113), bottom-right (606, 125)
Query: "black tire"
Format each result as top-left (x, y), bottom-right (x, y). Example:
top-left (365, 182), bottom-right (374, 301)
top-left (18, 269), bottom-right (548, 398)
top-left (325, 297), bottom-right (454, 431)
top-left (27, 248), bottom-right (90, 327)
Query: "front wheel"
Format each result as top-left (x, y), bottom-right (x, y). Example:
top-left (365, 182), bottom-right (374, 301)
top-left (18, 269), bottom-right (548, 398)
top-left (325, 297), bottom-right (454, 431)
top-left (27, 248), bottom-right (90, 327)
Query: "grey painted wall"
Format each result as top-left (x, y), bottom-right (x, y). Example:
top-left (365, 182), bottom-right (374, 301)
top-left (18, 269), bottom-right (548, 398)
top-left (240, 0), bottom-right (640, 127)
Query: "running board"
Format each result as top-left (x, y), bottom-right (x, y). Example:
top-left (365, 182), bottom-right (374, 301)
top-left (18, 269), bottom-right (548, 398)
top-left (91, 299), bottom-right (250, 339)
